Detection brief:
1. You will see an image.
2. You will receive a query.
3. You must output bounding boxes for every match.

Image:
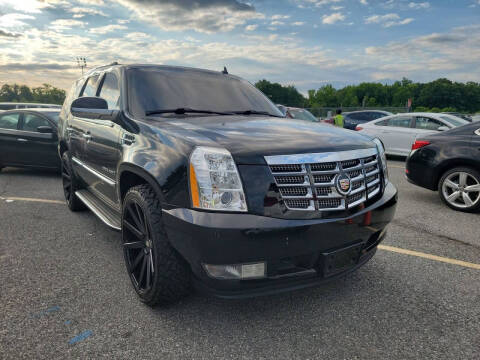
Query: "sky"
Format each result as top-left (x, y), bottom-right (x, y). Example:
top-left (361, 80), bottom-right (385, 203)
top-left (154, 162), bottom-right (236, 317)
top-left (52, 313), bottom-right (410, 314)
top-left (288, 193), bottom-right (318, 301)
top-left (0, 0), bottom-right (479, 93)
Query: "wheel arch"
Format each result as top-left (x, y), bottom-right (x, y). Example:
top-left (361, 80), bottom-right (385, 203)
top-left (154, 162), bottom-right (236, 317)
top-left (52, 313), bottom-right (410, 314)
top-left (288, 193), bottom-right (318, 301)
top-left (118, 163), bottom-right (167, 205)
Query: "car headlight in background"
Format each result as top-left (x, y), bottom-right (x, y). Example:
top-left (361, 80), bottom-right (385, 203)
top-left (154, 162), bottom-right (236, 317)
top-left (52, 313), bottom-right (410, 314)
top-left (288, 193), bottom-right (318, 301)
top-left (373, 138), bottom-right (389, 185)
top-left (189, 146), bottom-right (247, 212)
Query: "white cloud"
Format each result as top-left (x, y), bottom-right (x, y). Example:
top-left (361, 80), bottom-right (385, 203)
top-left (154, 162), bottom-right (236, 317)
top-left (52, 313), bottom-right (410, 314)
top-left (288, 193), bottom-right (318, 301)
top-left (0, 13), bottom-right (35, 28)
top-left (115, 0), bottom-right (265, 33)
top-left (322, 12), bottom-right (345, 24)
top-left (89, 24), bottom-right (128, 34)
top-left (271, 14), bottom-right (290, 20)
top-left (245, 24), bottom-right (258, 31)
top-left (50, 19), bottom-right (86, 31)
top-left (408, 2), bottom-right (430, 9)
top-left (292, 21), bottom-right (305, 26)
top-left (68, 7), bottom-right (107, 18)
top-left (365, 13), bottom-right (414, 27)
top-left (359, 0), bottom-right (368, 5)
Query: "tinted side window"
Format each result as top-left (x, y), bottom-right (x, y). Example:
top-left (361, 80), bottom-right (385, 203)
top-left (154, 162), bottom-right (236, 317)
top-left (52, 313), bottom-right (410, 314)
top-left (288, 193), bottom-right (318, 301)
top-left (22, 114), bottom-right (51, 132)
top-left (0, 113), bottom-right (21, 130)
top-left (415, 117), bottom-right (443, 130)
top-left (349, 113), bottom-right (365, 121)
top-left (98, 73), bottom-right (120, 110)
top-left (369, 112), bottom-right (385, 120)
top-left (81, 74), bottom-right (100, 97)
top-left (375, 119), bottom-right (387, 126)
top-left (387, 116), bottom-right (412, 128)
top-left (0, 104), bottom-right (16, 110)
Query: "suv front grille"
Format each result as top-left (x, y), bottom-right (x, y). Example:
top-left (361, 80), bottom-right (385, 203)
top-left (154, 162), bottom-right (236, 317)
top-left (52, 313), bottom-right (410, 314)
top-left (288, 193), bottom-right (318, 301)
top-left (266, 148), bottom-right (382, 212)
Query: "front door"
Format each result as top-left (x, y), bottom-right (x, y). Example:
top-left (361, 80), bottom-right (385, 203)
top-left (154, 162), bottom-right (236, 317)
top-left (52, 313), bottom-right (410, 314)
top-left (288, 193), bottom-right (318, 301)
top-left (82, 71), bottom-right (123, 208)
top-left (15, 112), bottom-right (60, 168)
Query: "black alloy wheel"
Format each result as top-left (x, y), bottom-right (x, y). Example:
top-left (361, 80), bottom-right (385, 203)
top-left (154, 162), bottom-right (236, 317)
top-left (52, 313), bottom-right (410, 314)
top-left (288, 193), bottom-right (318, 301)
top-left (61, 152), bottom-right (85, 211)
top-left (123, 199), bottom-right (155, 293)
top-left (122, 185), bottom-right (191, 306)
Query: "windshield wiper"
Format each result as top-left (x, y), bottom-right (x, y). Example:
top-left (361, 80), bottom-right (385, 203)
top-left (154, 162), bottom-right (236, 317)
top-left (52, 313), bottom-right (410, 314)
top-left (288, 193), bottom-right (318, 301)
top-left (231, 110), bottom-right (283, 117)
top-left (146, 108), bottom-right (234, 116)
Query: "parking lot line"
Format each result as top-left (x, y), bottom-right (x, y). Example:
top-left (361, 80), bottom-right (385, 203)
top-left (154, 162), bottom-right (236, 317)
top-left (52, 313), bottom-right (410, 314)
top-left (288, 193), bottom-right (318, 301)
top-left (378, 244), bottom-right (480, 270)
top-left (0, 196), bottom-right (65, 205)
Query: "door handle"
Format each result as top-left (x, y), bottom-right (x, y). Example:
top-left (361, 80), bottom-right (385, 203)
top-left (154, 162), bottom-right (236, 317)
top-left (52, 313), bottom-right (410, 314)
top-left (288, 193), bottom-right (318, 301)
top-left (17, 138), bottom-right (28, 142)
top-left (82, 133), bottom-right (92, 140)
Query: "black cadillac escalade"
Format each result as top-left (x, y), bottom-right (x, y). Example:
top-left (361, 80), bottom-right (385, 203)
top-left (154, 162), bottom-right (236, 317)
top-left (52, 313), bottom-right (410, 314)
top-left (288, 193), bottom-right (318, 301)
top-left (58, 64), bottom-right (397, 306)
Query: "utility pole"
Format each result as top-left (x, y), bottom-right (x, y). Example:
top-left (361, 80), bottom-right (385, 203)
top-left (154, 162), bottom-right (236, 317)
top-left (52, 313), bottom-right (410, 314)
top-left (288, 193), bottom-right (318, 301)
top-left (76, 57), bottom-right (87, 75)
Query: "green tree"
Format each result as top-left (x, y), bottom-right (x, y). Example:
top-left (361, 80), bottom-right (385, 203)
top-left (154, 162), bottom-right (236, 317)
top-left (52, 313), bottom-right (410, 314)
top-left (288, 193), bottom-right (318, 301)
top-left (255, 80), bottom-right (306, 107)
top-left (0, 83), bottom-right (65, 104)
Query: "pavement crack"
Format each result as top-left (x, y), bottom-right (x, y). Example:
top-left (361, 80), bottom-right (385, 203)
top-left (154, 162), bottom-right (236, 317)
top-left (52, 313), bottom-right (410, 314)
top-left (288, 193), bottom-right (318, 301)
top-left (391, 219), bottom-right (480, 250)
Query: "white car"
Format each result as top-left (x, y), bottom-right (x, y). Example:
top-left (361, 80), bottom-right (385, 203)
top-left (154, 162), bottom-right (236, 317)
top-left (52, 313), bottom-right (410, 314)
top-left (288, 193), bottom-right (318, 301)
top-left (356, 112), bottom-right (469, 156)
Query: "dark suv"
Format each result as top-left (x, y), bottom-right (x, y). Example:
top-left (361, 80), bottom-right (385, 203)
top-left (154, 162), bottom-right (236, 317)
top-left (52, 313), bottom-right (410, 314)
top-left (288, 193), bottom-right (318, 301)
top-left (343, 110), bottom-right (393, 130)
top-left (58, 64), bottom-right (397, 306)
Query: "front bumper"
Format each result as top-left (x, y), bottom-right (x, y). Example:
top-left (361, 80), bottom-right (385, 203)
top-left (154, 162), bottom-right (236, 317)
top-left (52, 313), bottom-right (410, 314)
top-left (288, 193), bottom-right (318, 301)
top-left (162, 182), bottom-right (397, 299)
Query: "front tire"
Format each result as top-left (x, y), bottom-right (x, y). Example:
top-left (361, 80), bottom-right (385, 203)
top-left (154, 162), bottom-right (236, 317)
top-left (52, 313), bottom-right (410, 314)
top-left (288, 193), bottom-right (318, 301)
top-left (439, 167), bottom-right (480, 212)
top-left (122, 184), bottom-right (191, 306)
top-left (61, 152), bottom-right (86, 211)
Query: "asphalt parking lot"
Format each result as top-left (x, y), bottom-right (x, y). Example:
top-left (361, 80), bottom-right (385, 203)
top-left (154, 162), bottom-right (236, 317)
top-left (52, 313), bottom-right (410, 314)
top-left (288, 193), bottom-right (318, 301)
top-left (1, 160), bottom-right (479, 359)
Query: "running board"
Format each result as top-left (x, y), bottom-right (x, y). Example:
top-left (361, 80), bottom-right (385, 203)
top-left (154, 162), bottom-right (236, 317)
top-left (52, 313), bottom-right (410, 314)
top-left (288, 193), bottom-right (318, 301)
top-left (75, 190), bottom-right (121, 231)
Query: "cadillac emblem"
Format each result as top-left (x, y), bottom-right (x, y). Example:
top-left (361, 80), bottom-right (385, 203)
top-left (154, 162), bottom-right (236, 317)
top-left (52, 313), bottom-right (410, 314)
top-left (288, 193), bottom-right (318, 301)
top-left (336, 173), bottom-right (351, 195)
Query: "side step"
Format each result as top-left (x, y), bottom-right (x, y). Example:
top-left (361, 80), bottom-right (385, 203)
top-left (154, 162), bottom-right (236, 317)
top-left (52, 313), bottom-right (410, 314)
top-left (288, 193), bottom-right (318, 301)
top-left (75, 190), bottom-right (121, 231)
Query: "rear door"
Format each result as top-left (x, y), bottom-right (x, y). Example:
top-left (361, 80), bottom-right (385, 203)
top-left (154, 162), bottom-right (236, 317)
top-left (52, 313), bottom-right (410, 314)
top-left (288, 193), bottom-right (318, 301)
top-left (0, 112), bottom-right (22, 166)
top-left (81, 71), bottom-right (123, 208)
top-left (15, 111), bottom-right (59, 168)
top-left (69, 74), bottom-right (102, 182)
top-left (379, 116), bottom-right (415, 155)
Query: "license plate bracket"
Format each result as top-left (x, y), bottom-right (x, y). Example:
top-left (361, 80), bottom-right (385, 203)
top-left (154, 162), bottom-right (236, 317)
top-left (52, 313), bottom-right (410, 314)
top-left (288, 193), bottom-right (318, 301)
top-left (321, 242), bottom-right (364, 277)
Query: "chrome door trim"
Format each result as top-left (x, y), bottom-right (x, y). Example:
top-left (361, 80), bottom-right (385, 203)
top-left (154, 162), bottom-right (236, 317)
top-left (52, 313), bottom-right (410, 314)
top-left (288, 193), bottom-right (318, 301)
top-left (264, 148), bottom-right (377, 165)
top-left (72, 156), bottom-right (116, 186)
top-left (475, 128), bottom-right (480, 136)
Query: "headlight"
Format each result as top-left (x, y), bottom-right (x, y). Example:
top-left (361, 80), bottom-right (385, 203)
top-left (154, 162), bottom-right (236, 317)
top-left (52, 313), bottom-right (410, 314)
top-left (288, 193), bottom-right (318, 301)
top-left (189, 146), bottom-right (247, 212)
top-left (373, 138), bottom-right (388, 184)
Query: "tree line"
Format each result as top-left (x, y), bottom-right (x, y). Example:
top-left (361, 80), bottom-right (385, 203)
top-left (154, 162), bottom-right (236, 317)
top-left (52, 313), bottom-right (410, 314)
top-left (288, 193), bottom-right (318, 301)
top-left (2, 78), bottom-right (479, 113)
top-left (255, 78), bottom-right (480, 114)
top-left (0, 84), bottom-right (66, 105)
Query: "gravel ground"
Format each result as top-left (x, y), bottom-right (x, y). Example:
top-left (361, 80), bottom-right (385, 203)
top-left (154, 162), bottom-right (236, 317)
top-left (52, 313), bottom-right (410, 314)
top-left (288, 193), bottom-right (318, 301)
top-left (0, 160), bottom-right (479, 359)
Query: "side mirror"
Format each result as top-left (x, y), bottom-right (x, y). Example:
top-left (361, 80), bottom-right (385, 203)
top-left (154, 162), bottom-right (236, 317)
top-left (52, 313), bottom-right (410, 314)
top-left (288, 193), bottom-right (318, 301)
top-left (37, 126), bottom-right (53, 134)
top-left (71, 97), bottom-right (119, 122)
top-left (438, 126), bottom-right (449, 131)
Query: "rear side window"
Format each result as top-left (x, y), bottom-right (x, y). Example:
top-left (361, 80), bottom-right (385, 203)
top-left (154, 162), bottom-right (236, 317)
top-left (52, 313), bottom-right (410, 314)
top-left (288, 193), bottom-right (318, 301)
top-left (81, 74), bottom-right (100, 97)
top-left (349, 113), bottom-right (366, 121)
top-left (22, 114), bottom-right (51, 132)
top-left (415, 117), bottom-right (443, 130)
top-left (0, 112), bottom-right (21, 130)
top-left (369, 112), bottom-right (386, 120)
top-left (387, 116), bottom-right (412, 128)
top-left (98, 73), bottom-right (120, 110)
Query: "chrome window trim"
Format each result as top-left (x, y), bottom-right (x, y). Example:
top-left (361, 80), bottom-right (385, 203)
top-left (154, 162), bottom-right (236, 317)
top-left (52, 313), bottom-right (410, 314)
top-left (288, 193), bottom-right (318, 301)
top-left (72, 156), bottom-right (116, 186)
top-left (264, 148), bottom-right (377, 165)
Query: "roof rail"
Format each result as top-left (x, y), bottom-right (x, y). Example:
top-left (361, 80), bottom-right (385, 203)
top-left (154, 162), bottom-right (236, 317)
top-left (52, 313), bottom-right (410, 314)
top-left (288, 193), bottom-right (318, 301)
top-left (85, 62), bottom-right (120, 75)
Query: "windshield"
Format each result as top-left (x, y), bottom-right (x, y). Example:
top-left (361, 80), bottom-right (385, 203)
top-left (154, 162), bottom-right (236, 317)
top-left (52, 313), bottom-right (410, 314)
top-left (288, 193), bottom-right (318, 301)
top-left (127, 67), bottom-right (283, 118)
top-left (288, 108), bottom-right (317, 122)
top-left (439, 115), bottom-right (468, 127)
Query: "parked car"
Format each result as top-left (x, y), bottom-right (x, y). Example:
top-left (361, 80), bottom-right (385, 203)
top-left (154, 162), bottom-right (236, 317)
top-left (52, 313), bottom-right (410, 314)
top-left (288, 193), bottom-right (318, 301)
top-left (58, 64), bottom-right (397, 306)
top-left (406, 122), bottom-right (480, 212)
top-left (0, 102), bottom-right (61, 111)
top-left (343, 110), bottom-right (393, 130)
top-left (471, 114), bottom-right (480, 122)
top-left (285, 107), bottom-right (319, 122)
top-left (442, 112), bottom-right (473, 122)
top-left (356, 112), bottom-right (469, 156)
top-left (276, 104), bottom-right (287, 116)
top-left (0, 108), bottom-right (60, 171)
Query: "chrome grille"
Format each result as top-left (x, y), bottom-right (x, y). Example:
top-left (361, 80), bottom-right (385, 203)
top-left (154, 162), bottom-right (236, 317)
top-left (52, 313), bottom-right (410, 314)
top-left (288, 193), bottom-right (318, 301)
top-left (266, 148), bottom-right (382, 211)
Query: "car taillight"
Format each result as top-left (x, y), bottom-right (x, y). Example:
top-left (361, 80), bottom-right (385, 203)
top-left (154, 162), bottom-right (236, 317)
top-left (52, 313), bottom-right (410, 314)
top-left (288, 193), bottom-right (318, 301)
top-left (355, 126), bottom-right (363, 131)
top-left (411, 140), bottom-right (430, 150)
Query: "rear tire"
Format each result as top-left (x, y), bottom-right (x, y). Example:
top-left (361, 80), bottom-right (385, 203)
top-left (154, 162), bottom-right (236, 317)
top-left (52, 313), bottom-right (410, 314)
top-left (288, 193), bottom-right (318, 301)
top-left (61, 152), bottom-right (86, 212)
top-left (122, 184), bottom-right (191, 306)
top-left (438, 167), bottom-right (480, 212)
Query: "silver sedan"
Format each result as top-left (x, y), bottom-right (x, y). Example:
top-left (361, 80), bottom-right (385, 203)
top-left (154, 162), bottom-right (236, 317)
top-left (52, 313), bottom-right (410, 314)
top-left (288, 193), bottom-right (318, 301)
top-left (356, 112), bottom-right (469, 156)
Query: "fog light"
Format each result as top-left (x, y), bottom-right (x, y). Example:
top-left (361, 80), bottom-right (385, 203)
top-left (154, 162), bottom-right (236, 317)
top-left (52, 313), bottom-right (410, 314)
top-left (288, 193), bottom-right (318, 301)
top-left (203, 262), bottom-right (266, 280)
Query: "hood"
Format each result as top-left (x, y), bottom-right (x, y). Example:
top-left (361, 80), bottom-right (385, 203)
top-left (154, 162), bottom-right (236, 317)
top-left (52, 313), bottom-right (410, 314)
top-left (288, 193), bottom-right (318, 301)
top-left (161, 115), bottom-right (376, 164)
